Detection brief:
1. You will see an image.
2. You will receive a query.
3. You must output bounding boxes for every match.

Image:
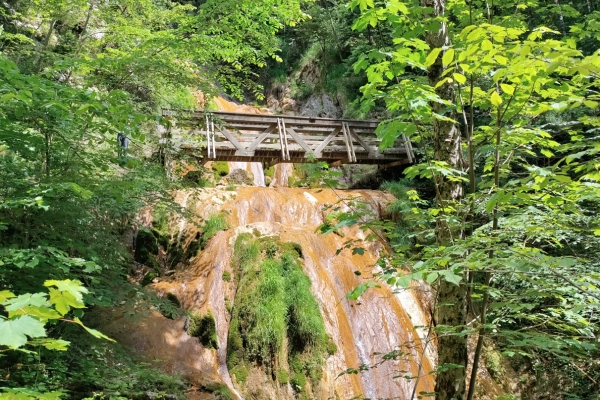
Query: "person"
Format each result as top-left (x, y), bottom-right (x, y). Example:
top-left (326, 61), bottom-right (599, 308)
top-left (117, 130), bottom-right (130, 158)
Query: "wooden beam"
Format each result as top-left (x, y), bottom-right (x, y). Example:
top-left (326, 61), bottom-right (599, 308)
top-left (216, 126), bottom-right (247, 154)
top-left (313, 126), bottom-right (342, 157)
top-left (348, 126), bottom-right (375, 155)
top-left (285, 127), bottom-right (315, 155)
top-left (380, 159), bottom-right (412, 169)
top-left (247, 123), bottom-right (277, 152)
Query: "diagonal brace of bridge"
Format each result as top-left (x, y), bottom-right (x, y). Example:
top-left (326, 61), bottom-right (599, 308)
top-left (161, 110), bottom-right (415, 166)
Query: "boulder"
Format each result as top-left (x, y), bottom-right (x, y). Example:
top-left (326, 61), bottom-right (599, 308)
top-left (227, 168), bottom-right (255, 186)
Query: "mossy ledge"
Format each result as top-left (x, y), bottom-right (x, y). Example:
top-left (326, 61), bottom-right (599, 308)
top-left (227, 234), bottom-right (333, 395)
top-left (188, 312), bottom-right (218, 349)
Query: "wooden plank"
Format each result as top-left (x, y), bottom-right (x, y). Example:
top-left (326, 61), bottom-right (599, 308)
top-left (209, 113), bottom-right (379, 129)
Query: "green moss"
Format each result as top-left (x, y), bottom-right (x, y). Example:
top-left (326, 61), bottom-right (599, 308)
top-left (212, 161), bottom-right (230, 177)
top-left (222, 270), bottom-right (232, 282)
top-left (206, 383), bottom-right (233, 400)
top-left (326, 336), bottom-right (337, 356)
top-left (276, 368), bottom-right (289, 384)
top-left (290, 372), bottom-right (306, 393)
top-left (201, 213), bottom-right (229, 249)
top-left (230, 364), bottom-right (249, 383)
top-left (188, 312), bottom-right (218, 349)
top-left (264, 166), bottom-right (275, 178)
top-left (226, 235), bottom-right (329, 390)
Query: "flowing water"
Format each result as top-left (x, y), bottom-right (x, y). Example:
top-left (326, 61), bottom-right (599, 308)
top-left (98, 98), bottom-right (503, 399)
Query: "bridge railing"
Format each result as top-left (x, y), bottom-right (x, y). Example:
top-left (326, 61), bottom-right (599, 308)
top-left (161, 110), bottom-right (415, 165)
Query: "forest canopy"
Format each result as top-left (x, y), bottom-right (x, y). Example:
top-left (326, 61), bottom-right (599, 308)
top-left (1, 0), bottom-right (600, 399)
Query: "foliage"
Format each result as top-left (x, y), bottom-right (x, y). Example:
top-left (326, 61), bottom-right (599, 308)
top-left (200, 213), bottom-right (229, 250)
top-left (0, 280), bottom-right (111, 398)
top-left (314, 0), bottom-right (600, 397)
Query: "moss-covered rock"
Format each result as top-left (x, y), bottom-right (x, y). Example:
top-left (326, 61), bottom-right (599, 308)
top-left (188, 312), bottom-right (218, 349)
top-left (212, 161), bottom-right (230, 177)
top-left (276, 369), bottom-right (289, 384)
top-left (227, 168), bottom-right (254, 185)
top-left (222, 270), bottom-right (232, 282)
top-left (226, 235), bottom-right (329, 390)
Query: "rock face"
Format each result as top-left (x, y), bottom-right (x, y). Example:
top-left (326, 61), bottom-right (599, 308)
top-left (299, 93), bottom-right (341, 119)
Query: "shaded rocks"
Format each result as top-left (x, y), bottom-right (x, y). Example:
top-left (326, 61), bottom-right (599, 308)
top-left (226, 169), bottom-right (255, 186)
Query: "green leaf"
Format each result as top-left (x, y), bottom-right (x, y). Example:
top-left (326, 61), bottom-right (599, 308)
top-left (32, 338), bottom-right (70, 351)
top-left (0, 316), bottom-right (46, 348)
top-left (490, 91), bottom-right (503, 106)
top-left (346, 282), bottom-right (378, 300)
top-left (426, 48), bottom-right (442, 67)
top-left (442, 48), bottom-right (455, 67)
top-left (47, 289), bottom-right (84, 315)
top-left (352, 247), bottom-right (365, 255)
top-left (439, 270), bottom-right (462, 286)
top-left (73, 317), bottom-right (114, 341)
top-left (481, 39), bottom-right (493, 50)
top-left (583, 100), bottom-right (598, 109)
top-left (453, 73), bottom-right (467, 84)
top-left (0, 290), bottom-right (15, 303)
top-left (500, 84), bottom-right (515, 95)
top-left (44, 280), bottom-right (88, 303)
top-left (426, 272), bottom-right (439, 284)
top-left (4, 293), bottom-right (48, 313)
top-left (10, 306), bottom-right (62, 320)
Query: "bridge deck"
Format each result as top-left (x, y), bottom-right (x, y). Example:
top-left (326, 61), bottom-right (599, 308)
top-left (161, 110), bottom-right (414, 166)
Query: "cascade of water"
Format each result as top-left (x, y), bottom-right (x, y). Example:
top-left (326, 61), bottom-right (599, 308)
top-left (97, 97), bottom-right (503, 399)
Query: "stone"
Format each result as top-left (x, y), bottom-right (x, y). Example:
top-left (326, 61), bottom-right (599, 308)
top-left (227, 169), bottom-right (255, 186)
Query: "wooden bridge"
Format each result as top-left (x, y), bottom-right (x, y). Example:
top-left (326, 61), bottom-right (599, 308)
top-left (160, 110), bottom-right (415, 166)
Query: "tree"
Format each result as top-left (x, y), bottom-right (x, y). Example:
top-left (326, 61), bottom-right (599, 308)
top-left (344, 0), bottom-right (600, 397)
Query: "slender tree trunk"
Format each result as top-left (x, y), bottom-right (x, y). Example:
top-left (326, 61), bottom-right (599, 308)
top-left (35, 19), bottom-right (56, 73)
top-left (421, 0), bottom-right (468, 399)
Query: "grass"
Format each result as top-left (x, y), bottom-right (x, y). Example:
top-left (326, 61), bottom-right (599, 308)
top-left (190, 212), bottom-right (229, 257)
top-left (227, 234), bottom-right (329, 391)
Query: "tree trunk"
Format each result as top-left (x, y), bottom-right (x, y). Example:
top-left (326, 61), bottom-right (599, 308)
top-left (421, 0), bottom-right (468, 399)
